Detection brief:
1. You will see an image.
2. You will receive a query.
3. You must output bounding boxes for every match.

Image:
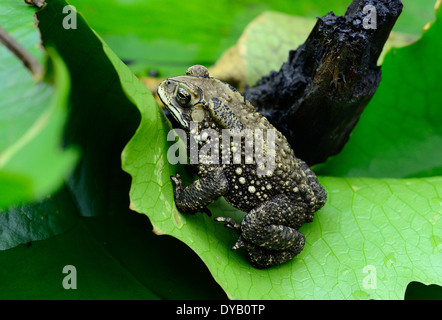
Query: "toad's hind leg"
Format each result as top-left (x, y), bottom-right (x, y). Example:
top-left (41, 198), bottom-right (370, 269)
top-left (215, 216), bottom-right (301, 268)
top-left (240, 196), bottom-right (306, 268)
top-left (243, 242), bottom-right (303, 269)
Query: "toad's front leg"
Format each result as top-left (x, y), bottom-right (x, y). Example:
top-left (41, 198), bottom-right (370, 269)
top-left (171, 166), bottom-right (229, 216)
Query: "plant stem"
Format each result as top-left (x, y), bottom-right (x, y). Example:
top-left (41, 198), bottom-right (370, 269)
top-left (0, 25), bottom-right (43, 79)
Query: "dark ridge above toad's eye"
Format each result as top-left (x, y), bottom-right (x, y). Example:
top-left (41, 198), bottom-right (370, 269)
top-left (176, 87), bottom-right (191, 106)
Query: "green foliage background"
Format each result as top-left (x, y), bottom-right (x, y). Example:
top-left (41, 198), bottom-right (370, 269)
top-left (0, 0), bottom-right (440, 299)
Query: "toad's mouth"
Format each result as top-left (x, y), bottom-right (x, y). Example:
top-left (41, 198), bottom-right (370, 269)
top-left (158, 80), bottom-right (189, 129)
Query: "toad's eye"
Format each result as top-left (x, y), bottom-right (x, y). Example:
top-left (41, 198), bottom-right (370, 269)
top-left (176, 87), bottom-right (191, 106)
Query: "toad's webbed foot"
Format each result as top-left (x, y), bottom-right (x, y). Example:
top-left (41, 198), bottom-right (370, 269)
top-left (214, 217), bottom-right (246, 250)
top-left (214, 216), bottom-right (241, 233)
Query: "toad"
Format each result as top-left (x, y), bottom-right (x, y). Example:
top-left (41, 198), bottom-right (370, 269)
top-left (158, 65), bottom-right (327, 268)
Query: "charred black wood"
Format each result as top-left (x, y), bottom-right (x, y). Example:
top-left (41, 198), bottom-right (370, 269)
top-left (244, 0), bottom-right (403, 165)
